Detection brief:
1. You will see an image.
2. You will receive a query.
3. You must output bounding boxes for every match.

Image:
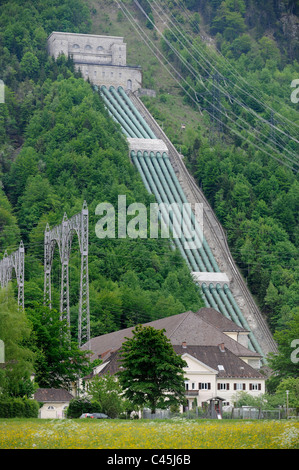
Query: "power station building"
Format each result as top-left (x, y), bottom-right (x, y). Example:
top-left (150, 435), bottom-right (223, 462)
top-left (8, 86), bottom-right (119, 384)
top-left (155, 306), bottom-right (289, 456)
top-left (47, 32), bottom-right (142, 92)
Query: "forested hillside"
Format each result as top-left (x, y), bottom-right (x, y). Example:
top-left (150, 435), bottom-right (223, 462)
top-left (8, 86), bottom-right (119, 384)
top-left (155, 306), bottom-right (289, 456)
top-left (0, 0), bottom-right (298, 361)
top-left (0, 0), bottom-right (204, 348)
top-left (102, 0), bottom-right (299, 333)
top-left (166, 0), bottom-right (299, 333)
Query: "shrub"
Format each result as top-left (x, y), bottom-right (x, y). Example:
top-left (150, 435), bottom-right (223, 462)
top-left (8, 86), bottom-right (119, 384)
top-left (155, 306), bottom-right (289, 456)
top-left (0, 398), bottom-right (39, 418)
top-left (66, 397), bottom-right (101, 419)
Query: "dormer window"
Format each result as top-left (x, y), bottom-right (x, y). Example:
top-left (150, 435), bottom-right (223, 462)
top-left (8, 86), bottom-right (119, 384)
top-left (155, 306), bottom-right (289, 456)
top-left (85, 45), bottom-right (92, 50)
top-left (97, 46), bottom-right (103, 51)
top-left (73, 44), bottom-right (80, 49)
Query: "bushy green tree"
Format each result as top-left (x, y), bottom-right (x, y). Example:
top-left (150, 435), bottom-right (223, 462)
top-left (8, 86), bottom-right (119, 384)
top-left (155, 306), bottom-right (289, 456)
top-left (27, 305), bottom-right (90, 390)
top-left (118, 325), bottom-right (187, 413)
top-left (0, 285), bottom-right (35, 397)
top-left (87, 373), bottom-right (130, 418)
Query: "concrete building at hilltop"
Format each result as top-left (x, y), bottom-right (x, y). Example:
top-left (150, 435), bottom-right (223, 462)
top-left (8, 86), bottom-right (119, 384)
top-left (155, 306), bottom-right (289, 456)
top-left (47, 31), bottom-right (142, 92)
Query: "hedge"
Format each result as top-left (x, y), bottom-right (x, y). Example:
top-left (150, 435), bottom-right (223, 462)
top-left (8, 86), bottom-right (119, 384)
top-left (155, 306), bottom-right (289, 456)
top-left (66, 398), bottom-right (102, 419)
top-left (0, 398), bottom-right (39, 418)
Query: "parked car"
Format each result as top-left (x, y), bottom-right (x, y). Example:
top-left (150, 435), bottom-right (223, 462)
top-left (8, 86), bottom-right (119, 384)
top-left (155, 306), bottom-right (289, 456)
top-left (90, 413), bottom-right (111, 419)
top-left (79, 412), bottom-right (110, 419)
top-left (79, 413), bottom-right (92, 418)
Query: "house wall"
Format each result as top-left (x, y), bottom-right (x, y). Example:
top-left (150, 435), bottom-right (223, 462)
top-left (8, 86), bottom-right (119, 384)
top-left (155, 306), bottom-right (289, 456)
top-left (39, 402), bottom-right (69, 419)
top-left (216, 378), bottom-right (265, 406)
top-left (182, 354), bottom-right (265, 410)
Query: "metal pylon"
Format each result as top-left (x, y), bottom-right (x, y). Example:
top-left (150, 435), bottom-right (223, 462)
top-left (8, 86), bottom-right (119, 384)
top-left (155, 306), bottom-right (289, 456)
top-left (0, 241), bottom-right (25, 309)
top-left (43, 201), bottom-right (90, 346)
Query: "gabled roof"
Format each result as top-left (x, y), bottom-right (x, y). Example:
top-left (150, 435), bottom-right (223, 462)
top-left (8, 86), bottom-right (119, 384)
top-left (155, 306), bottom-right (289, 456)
top-left (82, 308), bottom-right (260, 361)
top-left (195, 308), bottom-right (248, 333)
top-left (93, 344), bottom-right (264, 380)
top-left (34, 388), bottom-right (74, 403)
top-left (173, 345), bottom-right (264, 379)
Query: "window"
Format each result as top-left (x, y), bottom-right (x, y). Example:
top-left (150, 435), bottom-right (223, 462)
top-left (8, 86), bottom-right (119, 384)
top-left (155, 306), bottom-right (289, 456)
top-left (191, 382), bottom-right (195, 390)
top-left (47, 406), bottom-right (55, 410)
top-left (218, 365), bottom-right (224, 371)
top-left (73, 44), bottom-right (80, 49)
top-left (85, 45), bottom-right (92, 50)
top-left (199, 383), bottom-right (211, 390)
top-left (234, 383), bottom-right (246, 391)
top-left (249, 383), bottom-right (261, 391)
top-left (97, 46), bottom-right (103, 51)
top-left (218, 383), bottom-right (229, 390)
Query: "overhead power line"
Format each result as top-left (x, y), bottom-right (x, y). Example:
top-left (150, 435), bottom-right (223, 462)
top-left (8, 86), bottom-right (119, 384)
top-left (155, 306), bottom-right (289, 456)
top-left (123, 0), bottom-right (298, 171)
top-left (174, 0), bottom-right (299, 135)
top-left (147, 0), bottom-right (299, 161)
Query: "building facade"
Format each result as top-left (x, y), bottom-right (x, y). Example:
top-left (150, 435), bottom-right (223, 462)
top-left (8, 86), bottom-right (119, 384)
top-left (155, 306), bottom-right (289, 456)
top-left (47, 32), bottom-right (142, 92)
top-left (34, 388), bottom-right (74, 419)
top-left (173, 345), bottom-right (265, 410)
top-left (83, 308), bottom-right (267, 414)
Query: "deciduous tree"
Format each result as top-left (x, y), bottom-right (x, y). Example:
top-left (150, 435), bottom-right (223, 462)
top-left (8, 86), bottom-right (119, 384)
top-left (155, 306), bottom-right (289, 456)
top-left (118, 325), bottom-right (187, 413)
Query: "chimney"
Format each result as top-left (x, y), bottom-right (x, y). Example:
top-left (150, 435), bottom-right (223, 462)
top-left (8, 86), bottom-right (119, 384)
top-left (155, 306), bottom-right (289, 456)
top-left (182, 341), bottom-right (187, 349)
top-left (219, 343), bottom-right (225, 352)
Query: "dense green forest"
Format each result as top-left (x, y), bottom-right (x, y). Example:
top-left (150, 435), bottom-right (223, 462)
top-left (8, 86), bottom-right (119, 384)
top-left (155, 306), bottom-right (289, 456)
top-left (0, 0), bottom-right (204, 340)
top-left (0, 0), bottom-right (298, 395)
top-left (135, 0), bottom-right (299, 332)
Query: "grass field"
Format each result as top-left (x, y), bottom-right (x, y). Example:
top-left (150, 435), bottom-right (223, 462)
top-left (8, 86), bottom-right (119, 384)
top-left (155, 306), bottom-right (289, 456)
top-left (0, 418), bottom-right (298, 449)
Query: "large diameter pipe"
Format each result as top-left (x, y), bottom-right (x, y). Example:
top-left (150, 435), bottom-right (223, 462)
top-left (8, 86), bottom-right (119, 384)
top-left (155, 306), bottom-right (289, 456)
top-left (101, 86), bottom-right (143, 138)
top-left (100, 91), bottom-right (136, 138)
top-left (131, 151), bottom-right (152, 193)
top-left (142, 151), bottom-right (201, 272)
top-left (135, 151), bottom-right (192, 269)
top-left (109, 86), bottom-right (151, 139)
top-left (117, 86), bottom-right (156, 139)
top-left (209, 283), bottom-right (231, 320)
top-left (162, 153), bottom-right (220, 273)
top-left (201, 283), bottom-right (219, 311)
top-left (157, 153), bottom-right (213, 272)
top-left (216, 283), bottom-right (242, 327)
top-left (223, 284), bottom-right (265, 359)
top-left (151, 153), bottom-right (207, 272)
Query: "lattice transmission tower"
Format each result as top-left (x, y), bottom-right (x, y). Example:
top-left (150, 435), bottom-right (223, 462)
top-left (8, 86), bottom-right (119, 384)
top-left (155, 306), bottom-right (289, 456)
top-left (44, 201), bottom-right (90, 346)
top-left (0, 241), bottom-right (25, 309)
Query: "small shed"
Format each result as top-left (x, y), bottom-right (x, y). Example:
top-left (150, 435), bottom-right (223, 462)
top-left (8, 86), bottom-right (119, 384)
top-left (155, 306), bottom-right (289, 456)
top-left (34, 388), bottom-right (74, 419)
